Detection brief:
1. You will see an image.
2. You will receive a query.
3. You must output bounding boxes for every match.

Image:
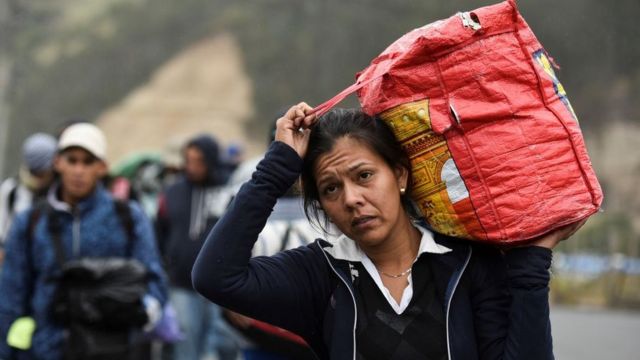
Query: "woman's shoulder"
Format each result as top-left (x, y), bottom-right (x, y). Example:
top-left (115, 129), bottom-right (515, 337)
top-left (261, 239), bottom-right (339, 291)
top-left (432, 231), bottom-right (550, 262)
top-left (289, 239), bottom-right (350, 277)
top-left (281, 238), bottom-right (333, 262)
top-left (441, 234), bottom-right (552, 273)
top-left (431, 232), bottom-right (506, 275)
top-left (431, 232), bottom-right (501, 258)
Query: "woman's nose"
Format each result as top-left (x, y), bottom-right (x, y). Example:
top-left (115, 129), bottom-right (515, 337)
top-left (342, 183), bottom-right (364, 209)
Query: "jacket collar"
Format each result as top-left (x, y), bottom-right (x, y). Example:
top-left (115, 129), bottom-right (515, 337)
top-left (321, 224), bottom-right (451, 263)
top-left (47, 182), bottom-right (107, 214)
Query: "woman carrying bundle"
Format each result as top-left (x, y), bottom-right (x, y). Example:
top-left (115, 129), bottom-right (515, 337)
top-left (192, 102), bottom-right (586, 360)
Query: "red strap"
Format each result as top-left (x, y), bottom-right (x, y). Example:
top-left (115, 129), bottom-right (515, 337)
top-left (249, 319), bottom-right (309, 346)
top-left (310, 82), bottom-right (361, 117)
top-left (310, 73), bottom-right (384, 116)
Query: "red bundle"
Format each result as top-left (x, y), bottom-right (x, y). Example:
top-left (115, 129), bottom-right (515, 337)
top-left (313, 0), bottom-right (602, 243)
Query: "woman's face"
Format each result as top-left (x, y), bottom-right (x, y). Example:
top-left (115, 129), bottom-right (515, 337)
top-left (314, 137), bottom-right (409, 250)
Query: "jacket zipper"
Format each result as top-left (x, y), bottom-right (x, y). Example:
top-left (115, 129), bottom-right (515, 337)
top-left (72, 209), bottom-right (81, 257)
top-left (318, 242), bottom-right (358, 360)
top-left (446, 246), bottom-right (472, 360)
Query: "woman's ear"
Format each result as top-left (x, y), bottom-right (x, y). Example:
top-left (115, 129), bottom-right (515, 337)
top-left (394, 166), bottom-right (409, 191)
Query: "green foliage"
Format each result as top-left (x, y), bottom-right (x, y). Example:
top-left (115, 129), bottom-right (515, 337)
top-left (558, 212), bottom-right (637, 255)
top-left (551, 273), bottom-right (640, 309)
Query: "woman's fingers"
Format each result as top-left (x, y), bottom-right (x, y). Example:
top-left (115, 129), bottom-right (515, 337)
top-left (297, 101), bottom-right (313, 112)
top-left (529, 217), bottom-right (589, 250)
top-left (282, 102), bottom-right (308, 129)
top-left (302, 113), bottom-right (317, 128)
top-left (286, 102), bottom-right (317, 130)
top-left (560, 218), bottom-right (588, 240)
top-left (284, 105), bottom-right (300, 122)
top-left (274, 102), bottom-right (316, 158)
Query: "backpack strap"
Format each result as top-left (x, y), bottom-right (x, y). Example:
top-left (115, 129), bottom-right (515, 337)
top-left (26, 200), bottom-right (53, 262)
top-left (7, 181), bottom-right (18, 216)
top-left (45, 206), bottom-right (67, 269)
top-left (27, 199), bottom-right (137, 269)
top-left (22, 201), bottom-right (51, 315)
top-left (113, 199), bottom-right (135, 257)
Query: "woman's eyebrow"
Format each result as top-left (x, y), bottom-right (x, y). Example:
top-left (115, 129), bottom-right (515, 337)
top-left (347, 162), bottom-right (369, 172)
top-left (316, 172), bottom-right (336, 185)
top-left (317, 161), bottom-right (372, 183)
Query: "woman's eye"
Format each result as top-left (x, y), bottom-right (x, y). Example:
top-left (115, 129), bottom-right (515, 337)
top-left (323, 185), bottom-right (338, 195)
top-left (359, 171), bottom-right (373, 180)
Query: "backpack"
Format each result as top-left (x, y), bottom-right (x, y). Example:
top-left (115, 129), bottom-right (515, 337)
top-left (24, 199), bottom-right (149, 360)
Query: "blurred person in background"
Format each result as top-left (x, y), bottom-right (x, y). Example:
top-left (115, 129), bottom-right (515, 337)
top-left (0, 123), bottom-right (168, 359)
top-left (156, 134), bottom-right (239, 360)
top-left (131, 159), bottom-right (166, 221)
top-left (0, 133), bottom-right (57, 270)
top-left (161, 138), bottom-right (185, 189)
top-left (219, 142), bottom-right (245, 185)
top-left (109, 154), bottom-right (166, 222)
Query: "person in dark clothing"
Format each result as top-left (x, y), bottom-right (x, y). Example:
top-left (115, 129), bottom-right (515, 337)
top-left (192, 103), bottom-right (589, 360)
top-left (156, 134), bottom-right (239, 360)
top-left (157, 135), bottom-right (224, 287)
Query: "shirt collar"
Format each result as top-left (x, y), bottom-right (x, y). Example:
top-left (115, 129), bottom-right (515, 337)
top-left (323, 223), bottom-right (451, 262)
top-left (47, 183), bottom-right (72, 213)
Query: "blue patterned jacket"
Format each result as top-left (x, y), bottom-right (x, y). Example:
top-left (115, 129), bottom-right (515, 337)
top-left (0, 184), bottom-right (168, 359)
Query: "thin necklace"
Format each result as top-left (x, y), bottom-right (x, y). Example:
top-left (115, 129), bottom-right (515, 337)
top-left (378, 267), bottom-right (412, 279)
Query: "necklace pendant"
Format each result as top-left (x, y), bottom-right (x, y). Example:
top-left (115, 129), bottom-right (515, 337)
top-left (379, 267), bottom-right (412, 278)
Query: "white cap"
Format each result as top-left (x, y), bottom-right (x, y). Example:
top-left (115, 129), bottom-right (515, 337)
top-left (58, 123), bottom-right (107, 160)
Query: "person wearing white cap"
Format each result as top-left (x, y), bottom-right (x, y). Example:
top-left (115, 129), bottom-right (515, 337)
top-left (0, 122), bottom-right (168, 359)
top-left (0, 133), bottom-right (57, 264)
top-left (54, 122), bottom-right (109, 204)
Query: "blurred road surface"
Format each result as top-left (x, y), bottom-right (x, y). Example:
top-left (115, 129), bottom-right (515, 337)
top-left (551, 305), bottom-right (640, 360)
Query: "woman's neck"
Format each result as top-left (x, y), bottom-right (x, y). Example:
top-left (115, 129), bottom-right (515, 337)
top-left (362, 216), bottom-right (421, 273)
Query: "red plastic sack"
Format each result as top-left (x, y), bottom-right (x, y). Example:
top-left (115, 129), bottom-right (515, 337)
top-left (313, 0), bottom-right (602, 243)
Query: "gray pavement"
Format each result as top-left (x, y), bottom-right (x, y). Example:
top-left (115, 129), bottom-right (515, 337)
top-left (550, 305), bottom-right (640, 360)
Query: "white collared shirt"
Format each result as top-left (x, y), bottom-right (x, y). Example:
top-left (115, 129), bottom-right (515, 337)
top-left (323, 224), bottom-right (451, 314)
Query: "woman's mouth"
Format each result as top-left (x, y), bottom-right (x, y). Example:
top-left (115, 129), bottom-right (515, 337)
top-left (351, 216), bottom-right (376, 230)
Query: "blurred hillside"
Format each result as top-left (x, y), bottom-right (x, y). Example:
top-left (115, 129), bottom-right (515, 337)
top-left (96, 33), bottom-right (257, 163)
top-left (0, 0), bottom-right (639, 254)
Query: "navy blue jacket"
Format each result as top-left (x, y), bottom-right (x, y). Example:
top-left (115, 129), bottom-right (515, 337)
top-left (157, 135), bottom-right (226, 289)
top-left (192, 141), bottom-right (554, 360)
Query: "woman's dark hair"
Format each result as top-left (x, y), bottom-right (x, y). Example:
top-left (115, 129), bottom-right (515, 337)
top-left (301, 108), bottom-right (413, 231)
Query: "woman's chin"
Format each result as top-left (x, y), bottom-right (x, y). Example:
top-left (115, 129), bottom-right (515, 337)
top-left (350, 230), bottom-right (388, 250)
